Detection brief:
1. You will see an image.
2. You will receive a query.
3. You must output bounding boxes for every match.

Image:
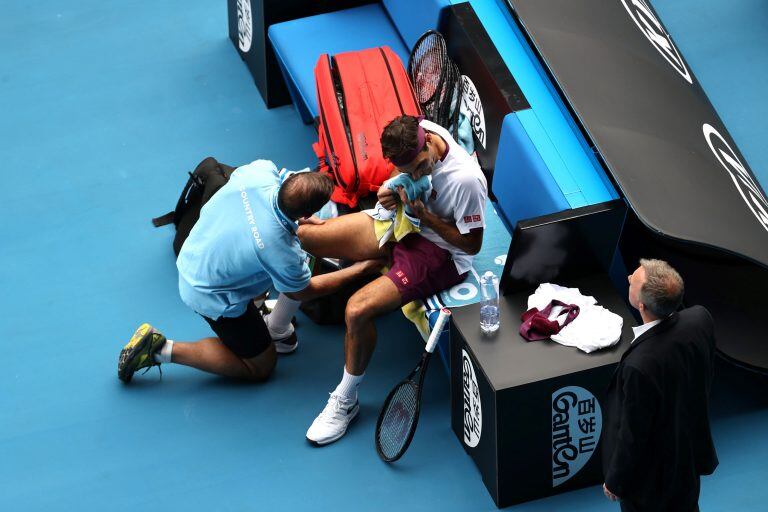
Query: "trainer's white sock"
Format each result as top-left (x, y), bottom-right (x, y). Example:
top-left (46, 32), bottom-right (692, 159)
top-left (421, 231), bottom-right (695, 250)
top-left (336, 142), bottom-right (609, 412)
top-left (154, 339), bottom-right (174, 364)
top-left (266, 294), bottom-right (300, 338)
top-left (265, 313), bottom-right (294, 339)
top-left (333, 367), bottom-right (364, 400)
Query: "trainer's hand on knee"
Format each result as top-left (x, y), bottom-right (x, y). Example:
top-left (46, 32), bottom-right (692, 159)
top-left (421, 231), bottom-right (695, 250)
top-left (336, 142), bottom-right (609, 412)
top-left (350, 258), bottom-right (387, 275)
top-left (298, 215), bottom-right (325, 226)
top-left (377, 187), bottom-right (398, 210)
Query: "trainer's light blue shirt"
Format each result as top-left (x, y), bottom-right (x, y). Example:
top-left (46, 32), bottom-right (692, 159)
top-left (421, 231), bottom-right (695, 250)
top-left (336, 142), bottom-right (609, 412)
top-left (177, 160), bottom-right (311, 319)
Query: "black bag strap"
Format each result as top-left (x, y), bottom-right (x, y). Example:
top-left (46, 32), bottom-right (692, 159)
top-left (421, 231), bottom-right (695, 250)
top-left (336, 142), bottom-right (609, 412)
top-left (151, 211), bottom-right (175, 227)
top-left (152, 158), bottom-right (236, 228)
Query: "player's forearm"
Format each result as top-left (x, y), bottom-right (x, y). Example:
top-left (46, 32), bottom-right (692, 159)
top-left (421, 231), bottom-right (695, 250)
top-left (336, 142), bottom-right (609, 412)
top-left (420, 211), bottom-right (480, 254)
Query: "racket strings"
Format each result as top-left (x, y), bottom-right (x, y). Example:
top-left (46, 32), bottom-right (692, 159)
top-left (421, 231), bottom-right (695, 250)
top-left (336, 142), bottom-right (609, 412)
top-left (409, 32), bottom-right (446, 105)
top-left (408, 31), bottom-right (464, 139)
top-left (377, 381), bottom-right (419, 460)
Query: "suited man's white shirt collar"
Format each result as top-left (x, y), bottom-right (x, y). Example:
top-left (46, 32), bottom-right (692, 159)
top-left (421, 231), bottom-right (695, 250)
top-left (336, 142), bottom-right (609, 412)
top-left (631, 319), bottom-right (662, 343)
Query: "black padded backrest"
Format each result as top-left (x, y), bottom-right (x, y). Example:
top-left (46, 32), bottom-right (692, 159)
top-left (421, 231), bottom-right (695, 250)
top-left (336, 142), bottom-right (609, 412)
top-left (501, 199), bottom-right (627, 294)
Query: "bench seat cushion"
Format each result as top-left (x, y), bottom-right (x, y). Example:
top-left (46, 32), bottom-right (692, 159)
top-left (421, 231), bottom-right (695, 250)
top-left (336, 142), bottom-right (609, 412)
top-left (268, 4), bottom-right (410, 122)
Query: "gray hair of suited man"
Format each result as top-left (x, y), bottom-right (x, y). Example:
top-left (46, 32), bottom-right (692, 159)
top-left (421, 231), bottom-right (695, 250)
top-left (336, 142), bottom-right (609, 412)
top-left (639, 258), bottom-right (685, 318)
top-left (277, 171), bottom-right (334, 220)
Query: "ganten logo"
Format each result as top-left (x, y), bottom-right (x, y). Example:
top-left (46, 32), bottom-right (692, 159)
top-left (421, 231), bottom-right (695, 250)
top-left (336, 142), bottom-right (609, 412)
top-left (703, 123), bottom-right (768, 233)
top-left (552, 386), bottom-right (601, 487)
top-left (462, 349), bottom-right (482, 448)
top-left (621, 0), bottom-right (692, 84)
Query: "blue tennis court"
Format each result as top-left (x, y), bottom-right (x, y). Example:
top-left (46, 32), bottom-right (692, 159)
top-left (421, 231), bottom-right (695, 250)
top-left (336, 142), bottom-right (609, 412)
top-left (1, 1), bottom-right (766, 510)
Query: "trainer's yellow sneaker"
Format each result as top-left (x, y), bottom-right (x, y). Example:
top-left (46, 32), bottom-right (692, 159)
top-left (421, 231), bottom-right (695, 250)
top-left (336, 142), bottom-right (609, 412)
top-left (117, 323), bottom-right (166, 383)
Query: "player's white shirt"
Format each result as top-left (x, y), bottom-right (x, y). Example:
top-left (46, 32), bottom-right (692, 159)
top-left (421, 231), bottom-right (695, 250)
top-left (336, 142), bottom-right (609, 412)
top-left (419, 119), bottom-right (488, 274)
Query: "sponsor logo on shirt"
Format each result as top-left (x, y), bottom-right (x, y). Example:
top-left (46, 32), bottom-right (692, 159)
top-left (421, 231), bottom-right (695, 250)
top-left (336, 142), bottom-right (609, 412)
top-left (463, 214), bottom-right (481, 223)
top-left (236, 0), bottom-right (252, 53)
top-left (703, 123), bottom-right (768, 233)
top-left (620, 0), bottom-right (692, 84)
top-left (395, 270), bottom-right (408, 285)
top-left (462, 349), bottom-right (482, 448)
top-left (240, 185), bottom-right (265, 249)
top-left (552, 386), bottom-right (602, 487)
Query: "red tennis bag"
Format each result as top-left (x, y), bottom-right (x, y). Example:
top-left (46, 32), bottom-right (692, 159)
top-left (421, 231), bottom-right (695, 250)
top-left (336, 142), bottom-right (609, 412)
top-left (313, 46), bottom-right (421, 208)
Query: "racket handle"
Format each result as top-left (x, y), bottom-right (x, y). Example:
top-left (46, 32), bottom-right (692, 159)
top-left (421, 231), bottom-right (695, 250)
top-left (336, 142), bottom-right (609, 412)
top-left (425, 308), bottom-right (451, 354)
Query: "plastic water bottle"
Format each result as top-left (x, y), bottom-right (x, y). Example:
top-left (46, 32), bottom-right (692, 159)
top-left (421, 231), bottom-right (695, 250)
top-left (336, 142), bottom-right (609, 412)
top-left (480, 271), bottom-right (500, 334)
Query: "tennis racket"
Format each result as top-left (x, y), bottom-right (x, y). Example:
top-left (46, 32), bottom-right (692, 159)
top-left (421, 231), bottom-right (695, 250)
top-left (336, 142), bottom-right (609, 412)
top-left (408, 31), bottom-right (448, 125)
top-left (408, 31), bottom-right (447, 107)
top-left (408, 30), bottom-right (463, 139)
top-left (375, 308), bottom-right (452, 462)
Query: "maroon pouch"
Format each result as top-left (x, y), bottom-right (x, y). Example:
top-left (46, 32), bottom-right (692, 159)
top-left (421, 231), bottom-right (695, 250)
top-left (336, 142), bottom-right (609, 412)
top-left (519, 300), bottom-right (580, 341)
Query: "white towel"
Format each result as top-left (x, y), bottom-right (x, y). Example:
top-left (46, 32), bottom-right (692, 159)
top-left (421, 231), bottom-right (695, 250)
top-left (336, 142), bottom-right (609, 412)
top-left (527, 283), bottom-right (623, 353)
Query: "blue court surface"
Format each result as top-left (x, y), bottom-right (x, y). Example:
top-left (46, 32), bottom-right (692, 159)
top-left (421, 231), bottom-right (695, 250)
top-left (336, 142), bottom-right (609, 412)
top-left (1, 1), bottom-right (766, 510)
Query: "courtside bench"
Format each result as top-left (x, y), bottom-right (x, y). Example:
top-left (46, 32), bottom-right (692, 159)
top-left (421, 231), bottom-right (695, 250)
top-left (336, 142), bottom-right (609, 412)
top-left (227, 0), bottom-right (618, 221)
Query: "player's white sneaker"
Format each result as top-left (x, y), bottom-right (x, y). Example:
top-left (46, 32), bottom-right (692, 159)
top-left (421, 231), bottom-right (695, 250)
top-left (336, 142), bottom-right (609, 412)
top-left (306, 393), bottom-right (360, 446)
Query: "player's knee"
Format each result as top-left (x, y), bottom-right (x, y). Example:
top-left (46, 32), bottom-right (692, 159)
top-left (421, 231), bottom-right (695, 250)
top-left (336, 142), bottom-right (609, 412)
top-left (297, 225), bottom-right (316, 248)
top-left (345, 296), bottom-right (373, 327)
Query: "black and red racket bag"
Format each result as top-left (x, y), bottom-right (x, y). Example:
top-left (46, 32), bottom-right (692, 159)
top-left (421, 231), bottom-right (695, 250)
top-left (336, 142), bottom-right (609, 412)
top-left (313, 46), bottom-right (421, 208)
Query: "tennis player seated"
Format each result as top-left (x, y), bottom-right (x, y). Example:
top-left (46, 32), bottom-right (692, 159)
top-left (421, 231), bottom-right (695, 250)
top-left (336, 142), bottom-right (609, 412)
top-left (275, 115), bottom-right (488, 445)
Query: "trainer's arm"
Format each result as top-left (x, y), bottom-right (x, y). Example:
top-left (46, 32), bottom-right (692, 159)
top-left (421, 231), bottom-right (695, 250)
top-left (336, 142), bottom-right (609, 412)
top-left (397, 188), bottom-right (483, 255)
top-left (285, 259), bottom-right (384, 301)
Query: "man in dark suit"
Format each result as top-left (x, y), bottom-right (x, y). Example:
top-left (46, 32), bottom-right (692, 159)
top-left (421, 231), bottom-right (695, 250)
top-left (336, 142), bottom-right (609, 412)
top-left (602, 259), bottom-right (718, 511)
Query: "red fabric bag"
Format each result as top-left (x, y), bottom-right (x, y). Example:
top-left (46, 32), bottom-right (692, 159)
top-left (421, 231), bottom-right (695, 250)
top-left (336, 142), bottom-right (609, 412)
top-left (313, 47), bottom-right (421, 208)
top-left (519, 300), bottom-right (580, 341)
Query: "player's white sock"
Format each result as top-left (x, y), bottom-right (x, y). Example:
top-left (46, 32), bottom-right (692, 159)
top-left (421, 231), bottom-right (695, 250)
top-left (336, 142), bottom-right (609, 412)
top-left (333, 367), bottom-right (364, 400)
top-left (154, 339), bottom-right (174, 364)
top-left (266, 294), bottom-right (300, 338)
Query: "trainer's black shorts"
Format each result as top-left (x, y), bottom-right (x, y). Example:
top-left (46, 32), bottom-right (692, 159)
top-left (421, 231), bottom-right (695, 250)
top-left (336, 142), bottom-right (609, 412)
top-left (201, 301), bottom-right (271, 359)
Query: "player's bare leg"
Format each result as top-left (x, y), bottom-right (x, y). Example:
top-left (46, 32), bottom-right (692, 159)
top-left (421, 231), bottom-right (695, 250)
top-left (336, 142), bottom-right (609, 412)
top-left (306, 276), bottom-right (402, 446)
top-left (268, 212), bottom-right (389, 342)
top-left (297, 212), bottom-right (385, 261)
top-left (343, 276), bottom-right (402, 375)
